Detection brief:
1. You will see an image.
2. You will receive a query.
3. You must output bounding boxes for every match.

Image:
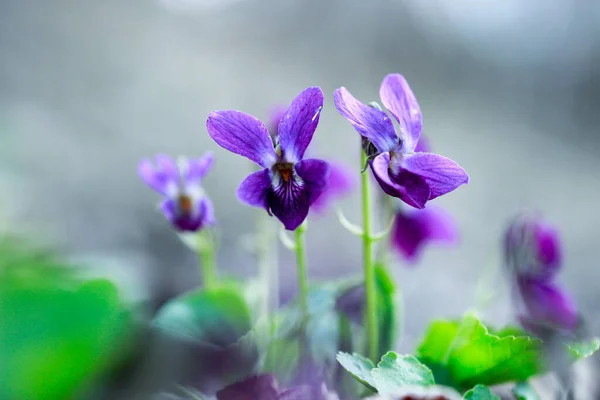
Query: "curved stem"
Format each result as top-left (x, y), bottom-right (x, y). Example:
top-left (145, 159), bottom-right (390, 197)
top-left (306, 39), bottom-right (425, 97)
top-left (361, 150), bottom-right (378, 362)
top-left (197, 230), bottom-right (216, 288)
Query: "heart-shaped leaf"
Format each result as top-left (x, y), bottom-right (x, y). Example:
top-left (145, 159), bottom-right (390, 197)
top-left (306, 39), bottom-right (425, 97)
top-left (463, 384), bottom-right (499, 399)
top-left (370, 352), bottom-right (434, 394)
top-left (416, 315), bottom-right (543, 389)
top-left (336, 352), bottom-right (376, 391)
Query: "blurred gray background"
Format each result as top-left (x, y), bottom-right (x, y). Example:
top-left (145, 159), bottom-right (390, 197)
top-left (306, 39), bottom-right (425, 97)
top-left (1, 0), bottom-right (599, 358)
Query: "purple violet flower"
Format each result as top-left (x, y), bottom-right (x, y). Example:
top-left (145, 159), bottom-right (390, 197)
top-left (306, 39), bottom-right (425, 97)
top-left (387, 134), bottom-right (459, 263)
top-left (267, 103), bottom-right (356, 215)
top-left (206, 87), bottom-right (330, 231)
top-left (138, 153), bottom-right (215, 232)
top-left (504, 213), bottom-right (578, 334)
top-left (334, 73), bottom-right (468, 208)
top-left (390, 205), bottom-right (458, 264)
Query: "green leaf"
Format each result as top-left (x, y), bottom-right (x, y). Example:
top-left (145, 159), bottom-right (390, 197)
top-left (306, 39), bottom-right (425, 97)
top-left (153, 285), bottom-right (258, 385)
top-left (0, 247), bottom-right (132, 400)
top-left (370, 352), bottom-right (435, 394)
top-left (336, 352), bottom-right (377, 392)
top-left (567, 337), bottom-right (600, 360)
top-left (416, 315), bottom-right (543, 389)
top-left (375, 263), bottom-right (399, 358)
top-left (153, 285), bottom-right (252, 347)
top-left (463, 384), bottom-right (499, 399)
top-left (512, 381), bottom-right (540, 400)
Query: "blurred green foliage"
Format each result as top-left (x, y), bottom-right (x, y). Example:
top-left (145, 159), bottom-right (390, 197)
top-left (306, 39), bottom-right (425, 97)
top-left (0, 237), bottom-right (132, 400)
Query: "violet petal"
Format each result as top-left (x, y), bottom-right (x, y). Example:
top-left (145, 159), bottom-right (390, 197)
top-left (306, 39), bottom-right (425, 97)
top-left (138, 155), bottom-right (179, 195)
top-left (333, 87), bottom-right (398, 153)
top-left (311, 161), bottom-right (356, 213)
top-left (268, 173), bottom-right (310, 231)
top-left (535, 221), bottom-right (562, 275)
top-left (294, 158), bottom-right (331, 206)
top-left (402, 152), bottom-right (469, 200)
top-left (207, 110), bottom-right (277, 168)
top-left (390, 206), bottom-right (458, 263)
top-left (370, 152), bottom-right (430, 208)
top-left (413, 136), bottom-right (430, 153)
top-left (237, 168), bottom-right (272, 213)
top-left (379, 73), bottom-right (423, 153)
top-left (183, 152), bottom-right (214, 183)
top-left (278, 87), bottom-right (324, 163)
top-left (518, 278), bottom-right (578, 333)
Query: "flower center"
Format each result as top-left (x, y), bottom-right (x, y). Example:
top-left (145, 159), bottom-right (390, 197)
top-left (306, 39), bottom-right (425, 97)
top-left (276, 163), bottom-right (294, 182)
top-left (177, 193), bottom-right (193, 216)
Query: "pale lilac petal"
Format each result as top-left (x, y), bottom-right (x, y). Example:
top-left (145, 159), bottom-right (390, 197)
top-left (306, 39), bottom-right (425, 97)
top-left (277, 87), bottom-right (324, 163)
top-left (184, 152), bottom-right (214, 183)
top-left (311, 161), bottom-right (356, 213)
top-left (207, 110), bottom-right (277, 168)
top-left (199, 196), bottom-right (216, 226)
top-left (138, 155), bottom-right (179, 194)
top-left (413, 136), bottom-right (431, 153)
top-left (518, 278), bottom-right (578, 333)
top-left (237, 169), bottom-right (272, 213)
top-left (370, 152), bottom-right (430, 208)
top-left (402, 152), bottom-right (468, 200)
top-left (268, 175), bottom-right (310, 231)
top-left (333, 87), bottom-right (398, 153)
top-left (294, 158), bottom-right (331, 206)
top-left (379, 74), bottom-right (422, 153)
top-left (390, 206), bottom-right (459, 263)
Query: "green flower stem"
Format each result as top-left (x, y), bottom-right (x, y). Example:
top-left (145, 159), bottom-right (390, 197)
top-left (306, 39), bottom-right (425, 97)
top-left (294, 221), bottom-right (309, 325)
top-left (197, 230), bottom-right (216, 288)
top-left (361, 150), bottom-right (378, 362)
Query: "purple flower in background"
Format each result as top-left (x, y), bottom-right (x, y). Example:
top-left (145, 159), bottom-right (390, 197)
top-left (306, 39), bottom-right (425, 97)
top-left (390, 206), bottom-right (458, 263)
top-left (504, 213), bottom-right (578, 334)
top-left (311, 161), bottom-right (356, 214)
top-left (334, 73), bottom-right (468, 209)
top-left (206, 87), bottom-right (330, 231)
top-left (139, 154), bottom-right (215, 232)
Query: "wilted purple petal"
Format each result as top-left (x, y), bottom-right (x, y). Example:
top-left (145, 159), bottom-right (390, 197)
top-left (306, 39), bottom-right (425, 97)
top-left (536, 221), bottom-right (562, 272)
top-left (402, 152), bottom-right (469, 200)
top-left (504, 214), bottom-right (562, 280)
top-left (294, 158), bottom-right (330, 206)
top-left (207, 110), bottom-right (277, 168)
top-left (138, 155), bottom-right (179, 195)
top-left (237, 168), bottom-right (272, 213)
top-left (216, 374), bottom-right (279, 400)
top-left (379, 74), bottom-right (422, 153)
top-left (183, 152), bottom-right (214, 183)
top-left (333, 87), bottom-right (398, 153)
top-left (278, 87), bottom-right (324, 163)
top-left (371, 152), bottom-right (430, 209)
top-left (518, 278), bottom-right (578, 333)
top-left (268, 173), bottom-right (310, 231)
top-left (390, 206), bottom-right (459, 263)
top-left (312, 161), bottom-right (356, 213)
